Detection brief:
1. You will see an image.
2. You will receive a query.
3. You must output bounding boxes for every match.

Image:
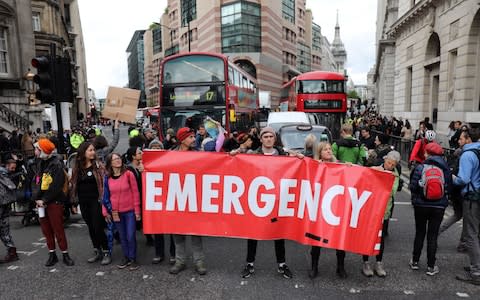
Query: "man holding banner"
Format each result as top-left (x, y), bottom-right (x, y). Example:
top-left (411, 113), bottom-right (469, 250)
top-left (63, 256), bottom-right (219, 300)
top-left (169, 127), bottom-right (207, 276)
top-left (234, 127), bottom-right (302, 279)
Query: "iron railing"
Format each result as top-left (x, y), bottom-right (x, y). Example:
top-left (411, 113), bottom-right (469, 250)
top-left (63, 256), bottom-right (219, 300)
top-left (0, 103), bottom-right (32, 132)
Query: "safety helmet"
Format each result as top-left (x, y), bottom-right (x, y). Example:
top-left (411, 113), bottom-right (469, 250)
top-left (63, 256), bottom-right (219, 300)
top-left (425, 130), bottom-right (436, 142)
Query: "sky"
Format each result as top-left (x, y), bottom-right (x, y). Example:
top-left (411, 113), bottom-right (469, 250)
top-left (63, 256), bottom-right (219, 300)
top-left (78, 0), bottom-right (377, 99)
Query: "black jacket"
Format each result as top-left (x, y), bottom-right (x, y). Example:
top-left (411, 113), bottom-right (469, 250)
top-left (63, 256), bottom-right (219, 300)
top-left (36, 156), bottom-right (67, 204)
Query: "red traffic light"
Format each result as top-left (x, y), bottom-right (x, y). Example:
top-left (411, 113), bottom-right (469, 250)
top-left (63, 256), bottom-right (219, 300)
top-left (31, 56), bottom-right (49, 69)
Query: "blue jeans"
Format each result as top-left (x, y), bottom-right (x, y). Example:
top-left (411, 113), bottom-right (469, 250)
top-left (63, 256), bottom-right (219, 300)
top-left (115, 211), bottom-right (137, 261)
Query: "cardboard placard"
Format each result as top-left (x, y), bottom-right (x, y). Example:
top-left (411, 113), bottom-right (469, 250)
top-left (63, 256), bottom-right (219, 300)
top-left (102, 86), bottom-right (140, 124)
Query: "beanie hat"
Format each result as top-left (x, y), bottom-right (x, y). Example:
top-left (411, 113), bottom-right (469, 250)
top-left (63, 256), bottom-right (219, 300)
top-left (177, 127), bottom-right (194, 143)
top-left (259, 127), bottom-right (275, 138)
top-left (425, 142), bottom-right (443, 156)
top-left (148, 139), bottom-right (163, 149)
top-left (38, 138), bottom-right (56, 155)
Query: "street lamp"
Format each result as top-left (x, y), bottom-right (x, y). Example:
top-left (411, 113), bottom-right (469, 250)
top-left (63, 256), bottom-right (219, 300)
top-left (153, 22), bottom-right (174, 48)
top-left (23, 69), bottom-right (39, 105)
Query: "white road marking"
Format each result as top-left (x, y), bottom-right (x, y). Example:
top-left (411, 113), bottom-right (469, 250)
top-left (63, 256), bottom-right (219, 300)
top-left (49, 268), bottom-right (58, 273)
top-left (394, 202), bottom-right (411, 205)
top-left (17, 250), bottom-right (38, 256)
top-left (96, 272), bottom-right (105, 276)
top-left (68, 223), bottom-right (87, 228)
top-left (403, 290), bottom-right (415, 295)
top-left (38, 237), bottom-right (46, 241)
top-left (32, 242), bottom-right (47, 248)
top-left (456, 292), bottom-right (470, 298)
top-left (349, 288), bottom-right (361, 294)
top-left (240, 281), bottom-right (248, 286)
top-left (7, 265), bottom-right (19, 270)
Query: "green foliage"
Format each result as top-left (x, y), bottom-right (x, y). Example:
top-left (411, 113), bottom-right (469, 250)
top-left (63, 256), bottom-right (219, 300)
top-left (347, 90), bottom-right (360, 99)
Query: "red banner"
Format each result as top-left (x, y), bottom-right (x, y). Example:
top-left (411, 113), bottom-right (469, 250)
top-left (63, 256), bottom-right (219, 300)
top-left (142, 151), bottom-right (394, 256)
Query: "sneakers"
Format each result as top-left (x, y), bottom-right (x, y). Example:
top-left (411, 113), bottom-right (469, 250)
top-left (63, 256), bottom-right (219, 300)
top-left (87, 249), bottom-right (102, 263)
top-left (169, 262), bottom-right (186, 274)
top-left (362, 262), bottom-right (374, 277)
top-left (241, 264), bottom-right (255, 278)
top-left (128, 260), bottom-right (140, 271)
top-left (45, 252), bottom-right (58, 267)
top-left (426, 265), bottom-right (440, 276)
top-left (409, 259), bottom-right (419, 270)
top-left (195, 261), bottom-right (207, 275)
top-left (152, 256), bottom-right (164, 264)
top-left (374, 262), bottom-right (387, 277)
top-left (456, 272), bottom-right (480, 285)
top-left (117, 258), bottom-right (131, 269)
top-left (278, 264), bottom-right (293, 279)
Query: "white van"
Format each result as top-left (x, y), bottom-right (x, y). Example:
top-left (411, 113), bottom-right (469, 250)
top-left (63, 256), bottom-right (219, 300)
top-left (267, 112), bottom-right (310, 132)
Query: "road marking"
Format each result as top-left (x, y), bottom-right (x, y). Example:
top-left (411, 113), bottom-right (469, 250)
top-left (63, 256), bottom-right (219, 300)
top-left (67, 223), bottom-right (87, 228)
top-left (96, 272), bottom-right (105, 276)
top-left (389, 218), bottom-right (398, 222)
top-left (403, 290), bottom-right (415, 295)
top-left (394, 202), bottom-right (411, 205)
top-left (456, 292), bottom-right (470, 298)
top-left (38, 237), bottom-right (46, 241)
top-left (294, 284), bottom-right (304, 289)
top-left (49, 268), bottom-right (58, 273)
top-left (240, 281), bottom-right (248, 286)
top-left (142, 274), bottom-right (153, 280)
top-left (32, 242), bottom-right (47, 248)
top-left (190, 277), bottom-right (195, 282)
top-left (7, 265), bottom-right (19, 270)
top-left (349, 288), bottom-right (361, 294)
top-left (17, 250), bottom-right (38, 256)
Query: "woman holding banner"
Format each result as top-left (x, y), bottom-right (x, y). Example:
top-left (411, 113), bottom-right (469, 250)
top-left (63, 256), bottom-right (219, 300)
top-left (102, 153), bottom-right (141, 270)
top-left (309, 142), bottom-right (349, 279)
top-left (361, 150), bottom-right (400, 278)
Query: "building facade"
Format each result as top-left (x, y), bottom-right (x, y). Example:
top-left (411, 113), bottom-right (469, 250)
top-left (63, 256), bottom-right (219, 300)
top-left (142, 0), bottom-right (343, 108)
top-left (0, 0), bottom-right (88, 132)
top-left (127, 30), bottom-right (146, 107)
top-left (375, 0), bottom-right (480, 135)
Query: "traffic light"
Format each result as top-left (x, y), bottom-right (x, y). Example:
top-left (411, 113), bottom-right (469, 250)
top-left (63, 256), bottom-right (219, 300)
top-left (54, 57), bottom-right (74, 103)
top-left (31, 56), bottom-right (54, 103)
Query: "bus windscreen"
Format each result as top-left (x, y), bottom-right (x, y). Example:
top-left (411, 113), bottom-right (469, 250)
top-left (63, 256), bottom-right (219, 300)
top-left (297, 80), bottom-right (345, 94)
top-left (163, 55), bottom-right (225, 84)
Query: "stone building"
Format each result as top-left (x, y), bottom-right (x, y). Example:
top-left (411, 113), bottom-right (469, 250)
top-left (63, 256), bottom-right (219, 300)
top-left (375, 0), bottom-right (480, 136)
top-left (142, 0), bottom-right (343, 108)
top-left (0, 0), bottom-right (88, 132)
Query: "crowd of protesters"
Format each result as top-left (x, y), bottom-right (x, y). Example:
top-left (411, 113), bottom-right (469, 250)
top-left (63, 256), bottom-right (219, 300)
top-left (0, 110), bottom-right (479, 286)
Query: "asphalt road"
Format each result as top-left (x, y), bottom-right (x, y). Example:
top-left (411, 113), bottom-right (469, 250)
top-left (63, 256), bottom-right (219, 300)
top-left (1, 126), bottom-right (477, 299)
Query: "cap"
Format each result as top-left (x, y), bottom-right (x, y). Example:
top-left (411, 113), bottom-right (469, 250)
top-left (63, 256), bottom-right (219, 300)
top-left (259, 127), bottom-right (275, 138)
top-left (177, 127), bottom-right (194, 143)
top-left (38, 138), bottom-right (56, 155)
top-left (425, 142), bottom-right (443, 156)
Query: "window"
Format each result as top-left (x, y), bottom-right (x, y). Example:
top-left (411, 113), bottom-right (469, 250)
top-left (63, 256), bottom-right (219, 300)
top-left (181, 0), bottom-right (196, 26)
top-left (405, 66), bottom-right (413, 112)
top-left (297, 42), bottom-right (311, 73)
top-left (228, 66), bottom-right (234, 85)
top-left (221, 1), bottom-right (261, 53)
top-left (312, 23), bottom-right (322, 51)
top-left (32, 12), bottom-right (41, 32)
top-left (282, 0), bottom-right (295, 24)
top-left (152, 27), bottom-right (162, 54)
top-left (0, 28), bottom-right (8, 74)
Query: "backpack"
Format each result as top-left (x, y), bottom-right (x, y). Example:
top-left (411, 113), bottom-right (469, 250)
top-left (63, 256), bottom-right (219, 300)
top-left (0, 173), bottom-right (16, 206)
top-left (419, 164), bottom-right (445, 200)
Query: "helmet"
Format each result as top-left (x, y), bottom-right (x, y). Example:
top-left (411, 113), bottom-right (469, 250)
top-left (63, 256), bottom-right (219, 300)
top-left (425, 130), bottom-right (436, 142)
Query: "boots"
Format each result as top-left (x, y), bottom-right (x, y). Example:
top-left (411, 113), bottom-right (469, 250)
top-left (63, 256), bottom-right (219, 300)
top-left (45, 252), bottom-right (59, 267)
top-left (0, 247), bottom-right (19, 263)
top-left (87, 249), bottom-right (102, 263)
top-left (308, 255), bottom-right (319, 279)
top-left (100, 251), bottom-right (111, 265)
top-left (62, 252), bottom-right (75, 266)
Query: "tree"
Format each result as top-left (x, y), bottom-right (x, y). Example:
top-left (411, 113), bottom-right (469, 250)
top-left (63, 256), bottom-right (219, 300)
top-left (347, 90), bottom-right (359, 99)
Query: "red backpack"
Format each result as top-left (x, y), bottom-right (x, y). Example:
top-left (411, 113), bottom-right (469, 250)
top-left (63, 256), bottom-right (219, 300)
top-left (419, 164), bottom-right (445, 200)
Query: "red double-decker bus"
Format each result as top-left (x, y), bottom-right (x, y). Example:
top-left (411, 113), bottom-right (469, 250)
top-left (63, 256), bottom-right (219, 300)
top-left (280, 71), bottom-right (347, 137)
top-left (158, 52), bottom-right (259, 139)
